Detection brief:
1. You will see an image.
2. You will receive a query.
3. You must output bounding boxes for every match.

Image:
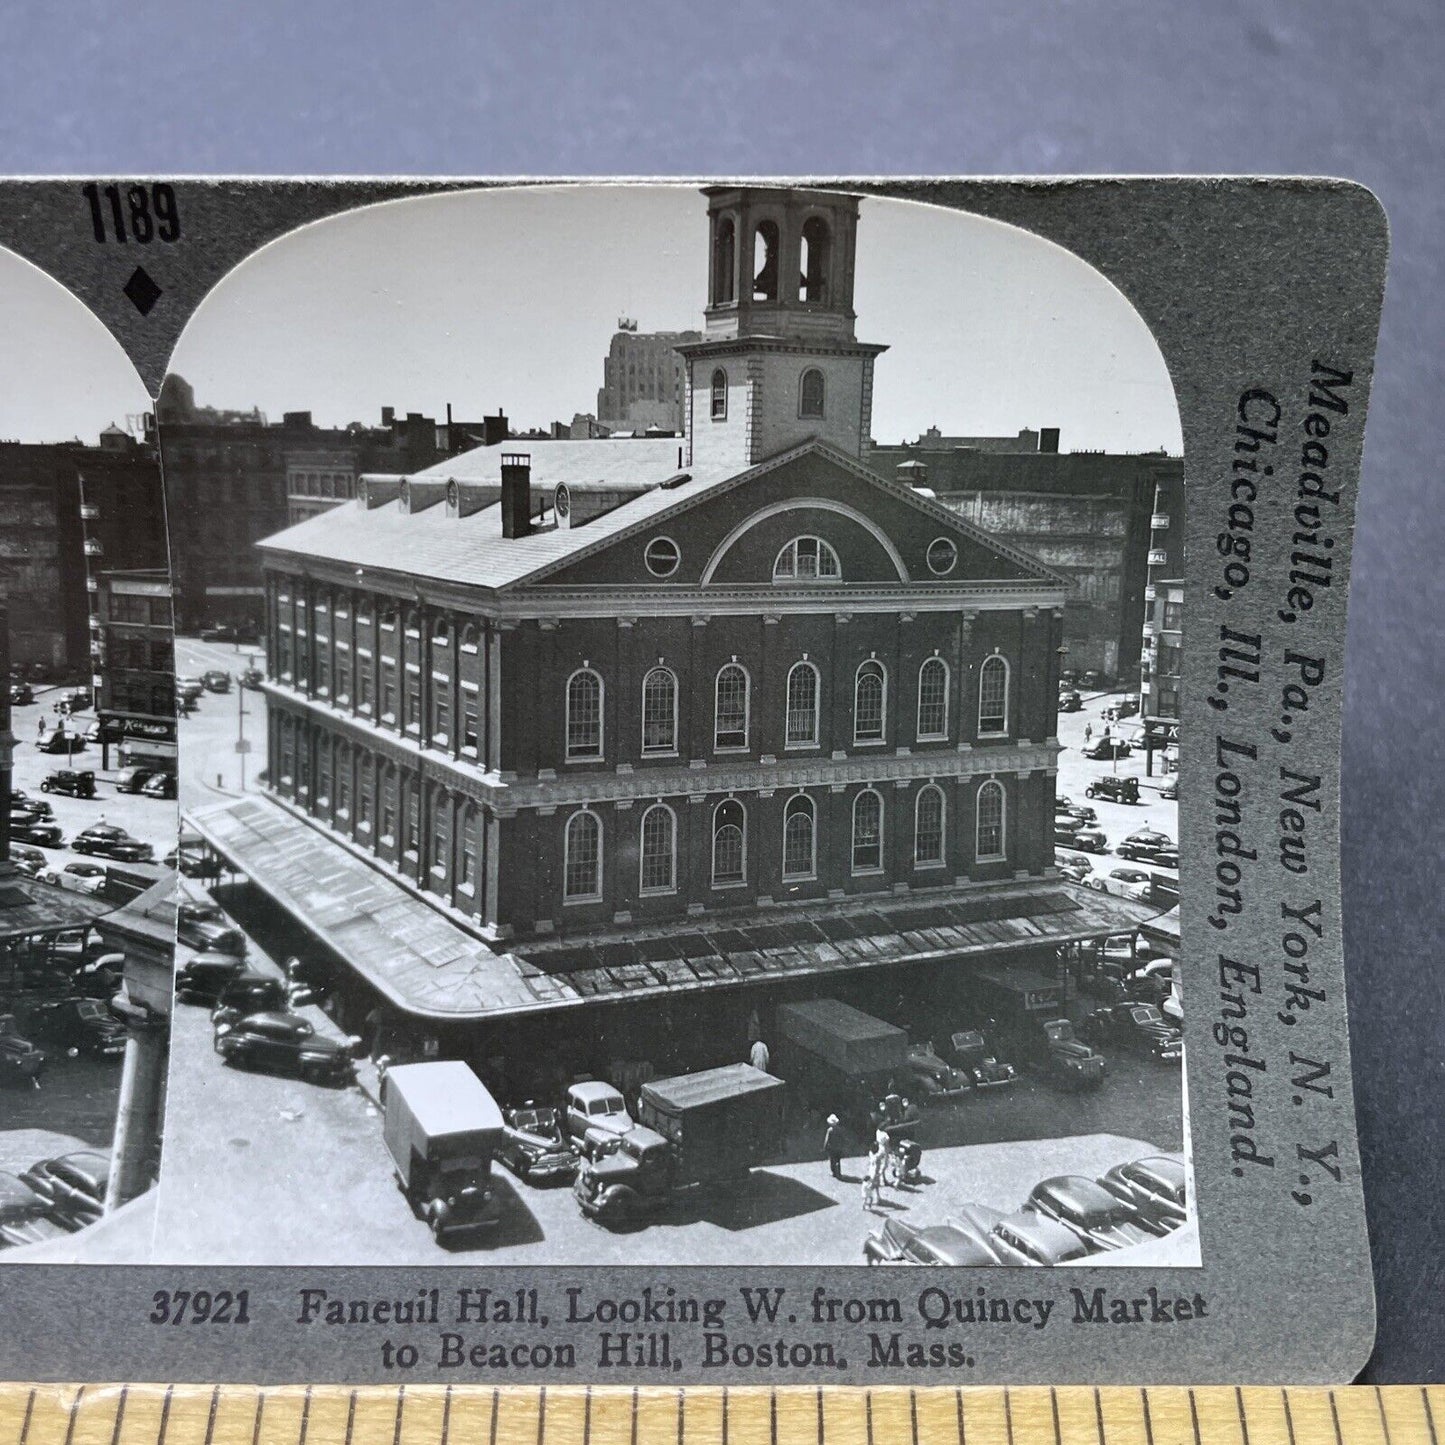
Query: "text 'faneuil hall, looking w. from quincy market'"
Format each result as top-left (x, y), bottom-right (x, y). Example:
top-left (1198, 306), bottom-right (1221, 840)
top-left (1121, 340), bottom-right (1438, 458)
top-left (191, 185), bottom-right (1159, 1048)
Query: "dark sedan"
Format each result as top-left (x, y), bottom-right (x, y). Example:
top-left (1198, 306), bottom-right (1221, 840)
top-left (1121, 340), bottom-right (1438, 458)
top-left (210, 973), bottom-right (299, 1028)
top-left (176, 952), bottom-right (249, 1005)
top-left (19, 1150), bottom-right (109, 1231)
top-left (140, 773), bottom-right (177, 799)
top-left (498, 1104), bottom-right (579, 1184)
top-left (1081, 1002), bottom-right (1182, 1061)
top-left (11, 817), bottom-right (63, 848)
top-left (1098, 1156), bottom-right (1188, 1236)
top-left (72, 826), bottom-right (154, 863)
top-left (176, 915), bottom-right (246, 956)
top-left (863, 1215), bottom-right (999, 1266)
top-left (213, 1011), bottom-right (357, 1085)
top-left (1115, 829), bottom-right (1175, 863)
top-left (0, 1172), bottom-right (69, 1249)
top-left (202, 670), bottom-right (232, 693)
top-left (0, 1016), bottom-right (47, 1086)
top-left (19, 997), bottom-right (127, 1057)
top-left (1084, 737), bottom-right (1131, 759)
top-left (1027, 1175), bottom-right (1153, 1252)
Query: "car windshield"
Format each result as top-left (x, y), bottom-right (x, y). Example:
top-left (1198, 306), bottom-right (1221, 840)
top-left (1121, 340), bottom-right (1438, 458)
top-left (1131, 1006), bottom-right (1163, 1024)
top-left (592, 1097), bottom-right (624, 1115)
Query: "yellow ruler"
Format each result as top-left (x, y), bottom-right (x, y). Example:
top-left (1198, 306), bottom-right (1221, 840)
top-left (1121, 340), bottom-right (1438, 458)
top-left (0, 1387), bottom-right (1438, 1445)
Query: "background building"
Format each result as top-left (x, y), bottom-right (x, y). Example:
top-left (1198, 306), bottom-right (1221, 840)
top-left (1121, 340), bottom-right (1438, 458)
top-left (94, 569), bottom-right (177, 775)
top-left (595, 321), bottom-right (699, 434)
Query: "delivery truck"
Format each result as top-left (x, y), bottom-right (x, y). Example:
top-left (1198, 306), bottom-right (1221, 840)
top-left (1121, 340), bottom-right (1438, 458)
top-left (573, 1063), bottom-right (784, 1224)
top-left (773, 998), bottom-right (919, 1137)
top-left (381, 1060), bottom-right (505, 1242)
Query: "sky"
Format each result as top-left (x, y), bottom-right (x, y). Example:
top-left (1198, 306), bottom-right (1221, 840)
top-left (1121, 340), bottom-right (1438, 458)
top-left (0, 185), bottom-right (1183, 454)
top-left (168, 186), bottom-right (1182, 455)
top-left (0, 248), bottom-right (151, 445)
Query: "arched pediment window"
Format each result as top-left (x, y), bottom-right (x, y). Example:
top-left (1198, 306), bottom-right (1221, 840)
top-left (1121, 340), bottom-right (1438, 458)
top-left (774, 535), bottom-right (840, 582)
top-left (782, 794), bottom-right (816, 880)
top-left (917, 656), bottom-right (949, 740)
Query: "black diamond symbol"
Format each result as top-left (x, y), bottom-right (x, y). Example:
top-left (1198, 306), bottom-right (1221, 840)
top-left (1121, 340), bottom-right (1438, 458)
top-left (123, 265), bottom-right (162, 316)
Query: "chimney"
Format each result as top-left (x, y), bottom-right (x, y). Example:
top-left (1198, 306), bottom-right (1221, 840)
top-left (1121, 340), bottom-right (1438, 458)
top-left (484, 410), bottom-right (509, 447)
top-left (1039, 427), bottom-right (1060, 454)
top-left (381, 405), bottom-right (395, 428)
top-left (501, 453), bottom-right (532, 538)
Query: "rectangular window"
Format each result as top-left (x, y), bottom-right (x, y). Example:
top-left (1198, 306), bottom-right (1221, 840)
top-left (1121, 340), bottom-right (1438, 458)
top-left (461, 688), bottom-right (480, 753)
top-left (404, 671), bottom-right (421, 732)
top-left (403, 789), bottom-right (419, 855)
top-left (1156, 642), bottom-right (1182, 678)
top-left (433, 696), bottom-right (450, 743)
top-left (337, 769), bottom-right (351, 819)
top-left (335, 653), bottom-right (350, 704)
top-left (1162, 600), bottom-right (1182, 630)
top-left (380, 666), bottom-right (397, 722)
top-left (357, 652), bottom-right (372, 709)
top-left (459, 817), bottom-right (475, 887)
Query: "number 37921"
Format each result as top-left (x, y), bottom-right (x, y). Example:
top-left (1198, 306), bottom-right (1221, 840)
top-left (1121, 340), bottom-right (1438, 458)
top-left (150, 1289), bottom-right (250, 1324)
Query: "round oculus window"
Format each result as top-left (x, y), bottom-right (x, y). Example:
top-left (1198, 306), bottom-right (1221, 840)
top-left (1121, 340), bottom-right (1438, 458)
top-left (927, 537), bottom-right (958, 575)
top-left (554, 483), bottom-right (571, 519)
top-left (644, 536), bottom-right (681, 577)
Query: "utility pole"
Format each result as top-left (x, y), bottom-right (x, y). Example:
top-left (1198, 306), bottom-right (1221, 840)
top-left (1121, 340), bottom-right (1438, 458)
top-left (236, 683), bottom-right (248, 792)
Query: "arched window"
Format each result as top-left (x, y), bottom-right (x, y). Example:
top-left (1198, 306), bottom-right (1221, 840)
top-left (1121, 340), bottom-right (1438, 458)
top-left (917, 656), bottom-right (949, 739)
top-left (564, 810), bottom-right (602, 901)
top-left (799, 216), bottom-right (831, 303)
top-left (639, 803), bottom-right (676, 894)
top-left (785, 661), bottom-right (820, 747)
top-left (978, 655), bottom-right (1009, 735)
top-left (712, 216), bottom-right (736, 304)
top-left (976, 780), bottom-right (1006, 861)
top-left (852, 789), bottom-right (884, 874)
top-left (566, 668), bottom-right (604, 760)
top-left (782, 794), bottom-right (816, 880)
top-left (714, 663), bottom-right (750, 750)
top-left (799, 368), bottom-right (825, 419)
top-left (774, 535), bottom-right (841, 581)
top-left (752, 220), bottom-right (779, 301)
top-left (915, 785), bottom-right (945, 867)
top-left (710, 367), bottom-right (728, 421)
top-left (712, 799), bottom-right (746, 886)
top-left (854, 659), bottom-right (887, 743)
top-left (641, 666), bottom-right (677, 754)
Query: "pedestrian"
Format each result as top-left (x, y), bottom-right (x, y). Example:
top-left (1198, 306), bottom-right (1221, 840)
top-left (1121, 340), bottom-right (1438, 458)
top-left (823, 1113), bottom-right (844, 1179)
top-left (868, 1130), bottom-right (889, 1204)
top-left (861, 1139), bottom-right (881, 1211)
top-left (749, 1036), bottom-right (770, 1073)
top-left (1084, 722), bottom-right (1092, 742)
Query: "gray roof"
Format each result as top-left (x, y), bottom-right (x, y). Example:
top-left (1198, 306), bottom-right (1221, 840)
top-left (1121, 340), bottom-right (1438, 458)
top-left (257, 437), bottom-right (1068, 592)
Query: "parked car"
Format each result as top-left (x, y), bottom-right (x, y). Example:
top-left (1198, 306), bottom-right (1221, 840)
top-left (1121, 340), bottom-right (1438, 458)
top-left (1150, 849), bottom-right (1180, 872)
top-left (240, 666), bottom-right (265, 690)
top-left (7, 790), bottom-right (52, 818)
top-left (1066, 825), bottom-right (1108, 854)
top-left (176, 913), bottom-right (246, 955)
top-left (37, 731), bottom-right (84, 755)
top-left (56, 688), bottom-right (92, 714)
top-left (214, 1010), bottom-right (357, 1084)
top-left (72, 826), bottom-right (154, 863)
top-left (1081, 1002), bottom-right (1182, 1061)
top-left (0, 1016), bottom-right (46, 1086)
top-left (165, 846), bottom-right (223, 880)
top-left (973, 971), bottom-right (1106, 1090)
top-left (1085, 774), bottom-right (1140, 804)
top-left (18, 997), bottom-right (127, 1057)
top-left (1026, 1175), bottom-right (1153, 1252)
top-left (1090, 866), bottom-right (1154, 901)
top-left (1080, 670), bottom-right (1105, 690)
top-left (8, 682), bottom-right (34, 706)
top-left (176, 678), bottom-right (205, 703)
top-left (140, 772), bottom-right (177, 799)
top-left (177, 899), bottom-right (225, 927)
top-left (1115, 829), bottom-right (1174, 863)
top-left (1124, 958), bottom-right (1177, 1010)
top-left (1058, 691), bottom-right (1083, 712)
top-left (863, 1215), bottom-right (998, 1266)
top-left (564, 1080), bottom-right (636, 1156)
top-left (1111, 696), bottom-right (1141, 719)
top-left (115, 767), bottom-right (159, 794)
top-left (210, 973), bottom-right (298, 1028)
top-left (1159, 780), bottom-right (1178, 800)
top-left (11, 817), bottom-right (63, 848)
top-left (37, 862), bottom-right (107, 895)
top-left (902, 1041), bottom-right (971, 1102)
top-left (497, 1103), bottom-right (579, 1184)
top-left (10, 843), bottom-right (46, 877)
top-left (1098, 1156), bottom-right (1188, 1236)
top-left (948, 1203), bottom-right (1090, 1265)
top-left (199, 624), bottom-right (237, 643)
top-left (39, 768), bottom-right (97, 798)
top-left (18, 1150), bottom-right (109, 1231)
top-left (0, 1171), bottom-right (70, 1248)
top-left (1084, 737), bottom-right (1131, 760)
top-left (1061, 802), bottom-right (1097, 824)
top-left (944, 1029), bottom-right (1016, 1089)
top-left (1055, 851), bottom-right (1092, 883)
top-left (201, 669), bottom-right (232, 693)
top-left (175, 952), bottom-right (249, 1005)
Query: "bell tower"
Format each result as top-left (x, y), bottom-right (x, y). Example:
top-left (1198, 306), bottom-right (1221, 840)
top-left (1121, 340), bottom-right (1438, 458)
top-left (679, 185), bottom-right (887, 471)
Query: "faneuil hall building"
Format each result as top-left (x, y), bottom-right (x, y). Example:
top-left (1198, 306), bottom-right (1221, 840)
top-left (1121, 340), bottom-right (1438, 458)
top-left (191, 185), bottom-right (1153, 1083)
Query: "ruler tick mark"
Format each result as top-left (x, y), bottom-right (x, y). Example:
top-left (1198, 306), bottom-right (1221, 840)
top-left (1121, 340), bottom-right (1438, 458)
top-left (1143, 1389), bottom-right (1156, 1445)
top-left (1236, 1387), bottom-right (1251, 1445)
top-left (250, 1392), bottom-right (263, 1445)
top-left (537, 1387), bottom-right (546, 1445)
top-left (1189, 1390), bottom-right (1203, 1445)
top-left (157, 1386), bottom-right (173, 1445)
top-left (955, 1389), bottom-right (966, 1445)
top-left (1094, 1388), bottom-right (1106, 1445)
top-left (817, 1387), bottom-right (825, 1445)
top-left (1050, 1389), bottom-right (1061, 1445)
top-left (1378, 1388), bottom-right (1394, 1445)
top-left (631, 1387), bottom-right (639, 1445)
top-left (345, 1391), bottom-right (358, 1445)
top-left (298, 1387), bottom-right (312, 1445)
top-left (490, 1388), bottom-right (500, 1445)
top-left (63, 1384), bottom-right (86, 1445)
top-left (867, 1391), bottom-right (875, 1445)
top-left (583, 1388), bottom-right (592, 1445)
top-left (1005, 1388), bottom-right (1016, 1445)
top-left (203, 1386), bottom-right (219, 1445)
top-left (393, 1385), bottom-right (406, 1445)
top-left (110, 1386), bottom-right (130, 1445)
top-left (440, 1387), bottom-right (452, 1445)
top-left (17, 1387), bottom-right (35, 1445)
top-left (1283, 1390), bottom-right (1298, 1445)
top-left (1422, 1389), bottom-right (1439, 1445)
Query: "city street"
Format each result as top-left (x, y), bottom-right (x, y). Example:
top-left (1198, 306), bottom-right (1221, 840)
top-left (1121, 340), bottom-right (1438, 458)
top-left (173, 634), bottom-right (267, 806)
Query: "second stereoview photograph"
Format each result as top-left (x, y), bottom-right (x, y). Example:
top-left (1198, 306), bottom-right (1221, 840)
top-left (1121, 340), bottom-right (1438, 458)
top-left (154, 182), bottom-right (1193, 1267)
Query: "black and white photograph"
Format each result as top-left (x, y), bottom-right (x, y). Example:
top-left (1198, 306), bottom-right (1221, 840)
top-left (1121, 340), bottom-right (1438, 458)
top-left (0, 243), bottom-right (176, 1262)
top-left (153, 183), bottom-right (1195, 1268)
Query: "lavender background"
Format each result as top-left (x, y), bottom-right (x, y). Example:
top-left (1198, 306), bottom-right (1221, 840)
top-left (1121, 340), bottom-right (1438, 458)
top-left (2, 0), bottom-right (1439, 1382)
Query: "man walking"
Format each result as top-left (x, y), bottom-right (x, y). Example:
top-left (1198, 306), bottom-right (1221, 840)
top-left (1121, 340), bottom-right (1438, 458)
top-left (823, 1113), bottom-right (844, 1179)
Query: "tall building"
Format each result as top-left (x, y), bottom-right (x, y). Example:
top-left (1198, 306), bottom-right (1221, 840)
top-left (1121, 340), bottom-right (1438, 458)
top-left (870, 438), bottom-right (1184, 683)
top-left (191, 185), bottom-right (1154, 1086)
top-left (596, 322), bottom-right (700, 434)
top-left (94, 569), bottom-right (177, 775)
top-left (0, 428), bottom-right (166, 673)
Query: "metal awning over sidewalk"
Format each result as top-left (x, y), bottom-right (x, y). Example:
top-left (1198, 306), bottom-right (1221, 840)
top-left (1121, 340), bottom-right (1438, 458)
top-left (187, 794), bottom-right (1163, 1023)
top-left (0, 863), bottom-right (117, 940)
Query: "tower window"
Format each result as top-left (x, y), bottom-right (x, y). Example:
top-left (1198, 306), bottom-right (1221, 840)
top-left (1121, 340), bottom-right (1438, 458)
top-left (752, 220), bottom-right (779, 301)
top-left (710, 368), bottom-right (728, 421)
top-left (799, 368), bottom-right (825, 419)
top-left (799, 216), bottom-right (831, 302)
top-left (774, 535), bottom-right (841, 581)
top-left (712, 216), bottom-right (736, 305)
